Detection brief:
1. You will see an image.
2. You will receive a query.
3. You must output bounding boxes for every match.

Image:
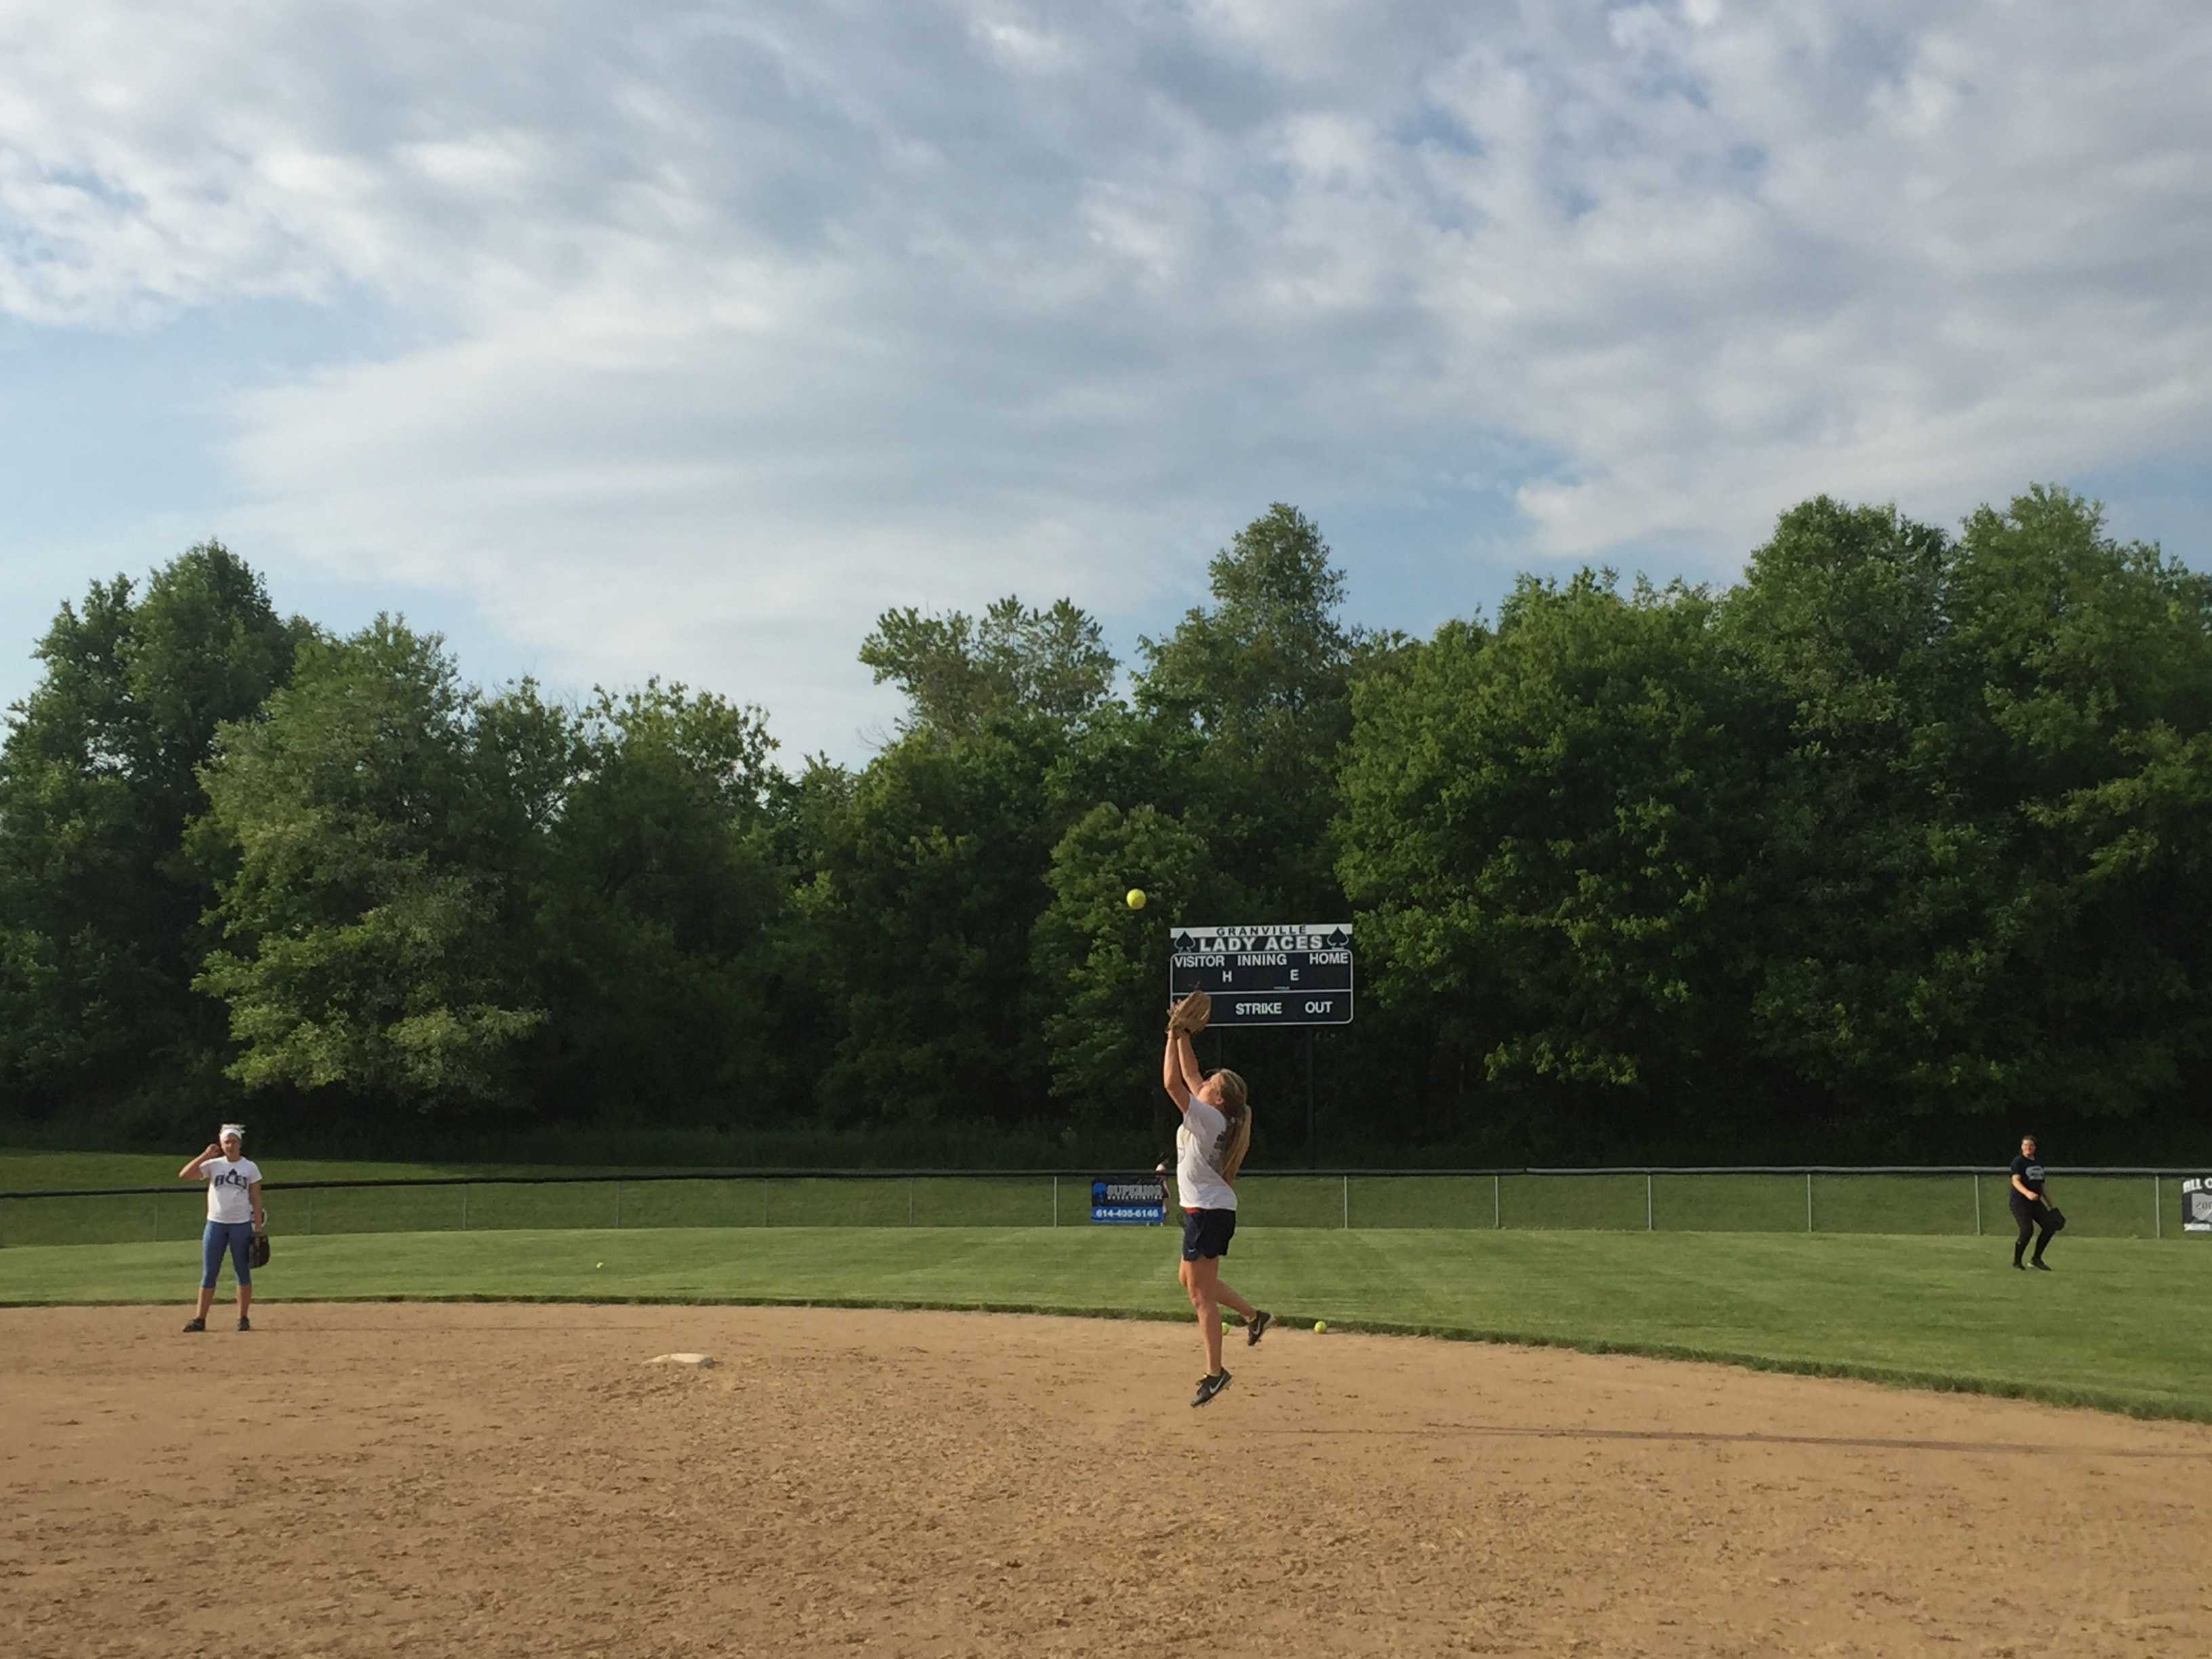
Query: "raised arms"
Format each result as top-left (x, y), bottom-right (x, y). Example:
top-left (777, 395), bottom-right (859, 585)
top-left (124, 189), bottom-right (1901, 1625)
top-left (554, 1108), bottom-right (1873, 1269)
top-left (1162, 1028), bottom-right (1193, 1111)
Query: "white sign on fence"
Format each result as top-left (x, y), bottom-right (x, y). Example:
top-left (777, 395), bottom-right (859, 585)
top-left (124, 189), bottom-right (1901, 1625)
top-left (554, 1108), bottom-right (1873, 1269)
top-left (2183, 1175), bottom-right (2212, 1233)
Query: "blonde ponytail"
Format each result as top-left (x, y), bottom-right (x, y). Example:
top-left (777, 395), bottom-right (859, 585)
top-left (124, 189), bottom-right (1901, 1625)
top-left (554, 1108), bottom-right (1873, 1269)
top-left (1210, 1070), bottom-right (1251, 1184)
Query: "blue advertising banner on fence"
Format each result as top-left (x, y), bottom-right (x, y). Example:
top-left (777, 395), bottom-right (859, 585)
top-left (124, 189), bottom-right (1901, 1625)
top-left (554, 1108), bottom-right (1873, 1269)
top-left (1092, 1178), bottom-right (1167, 1225)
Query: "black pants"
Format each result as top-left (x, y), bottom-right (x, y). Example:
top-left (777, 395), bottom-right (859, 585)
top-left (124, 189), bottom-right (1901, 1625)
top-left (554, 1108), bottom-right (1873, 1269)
top-left (2011, 1195), bottom-right (2055, 1265)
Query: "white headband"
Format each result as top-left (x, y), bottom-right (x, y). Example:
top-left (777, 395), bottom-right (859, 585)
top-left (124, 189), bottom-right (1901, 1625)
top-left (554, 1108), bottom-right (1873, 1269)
top-left (220, 1123), bottom-right (246, 1143)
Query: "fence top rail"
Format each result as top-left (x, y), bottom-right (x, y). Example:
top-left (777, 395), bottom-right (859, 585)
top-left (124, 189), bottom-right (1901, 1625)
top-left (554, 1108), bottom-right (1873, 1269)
top-left (1, 1164), bottom-right (2200, 1202)
top-left (1516, 1165), bottom-right (2197, 1177)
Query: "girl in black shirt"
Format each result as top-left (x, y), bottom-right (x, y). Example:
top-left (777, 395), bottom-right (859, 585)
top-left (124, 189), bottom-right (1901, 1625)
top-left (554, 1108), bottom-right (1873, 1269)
top-left (2009, 1134), bottom-right (2057, 1270)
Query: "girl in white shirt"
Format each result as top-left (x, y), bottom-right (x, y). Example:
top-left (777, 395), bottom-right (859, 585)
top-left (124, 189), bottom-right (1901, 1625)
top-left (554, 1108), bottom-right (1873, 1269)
top-left (180, 1125), bottom-right (263, 1332)
top-left (1162, 1005), bottom-right (1271, 1406)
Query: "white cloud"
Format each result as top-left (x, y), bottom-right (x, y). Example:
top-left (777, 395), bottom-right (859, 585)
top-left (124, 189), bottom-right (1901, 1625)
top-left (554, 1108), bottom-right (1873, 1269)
top-left (3, 0), bottom-right (2209, 752)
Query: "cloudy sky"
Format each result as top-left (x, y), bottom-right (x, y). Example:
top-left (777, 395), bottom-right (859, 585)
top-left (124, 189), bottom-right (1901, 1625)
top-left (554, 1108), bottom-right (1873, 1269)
top-left (5, 0), bottom-right (2208, 759)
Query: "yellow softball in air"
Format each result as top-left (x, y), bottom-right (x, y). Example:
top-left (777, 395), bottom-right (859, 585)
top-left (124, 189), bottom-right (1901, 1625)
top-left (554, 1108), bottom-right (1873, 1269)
top-left (1125, 888), bottom-right (1147, 909)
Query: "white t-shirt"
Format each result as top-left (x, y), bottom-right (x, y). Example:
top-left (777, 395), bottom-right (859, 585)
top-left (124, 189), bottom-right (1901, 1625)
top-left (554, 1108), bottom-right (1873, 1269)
top-left (1175, 1099), bottom-right (1237, 1213)
top-left (203, 1156), bottom-right (262, 1224)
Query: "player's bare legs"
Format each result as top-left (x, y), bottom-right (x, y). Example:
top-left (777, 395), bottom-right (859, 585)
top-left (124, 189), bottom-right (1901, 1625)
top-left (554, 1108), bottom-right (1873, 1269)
top-left (1185, 1255), bottom-right (1227, 1374)
top-left (189, 1275), bottom-right (250, 1321)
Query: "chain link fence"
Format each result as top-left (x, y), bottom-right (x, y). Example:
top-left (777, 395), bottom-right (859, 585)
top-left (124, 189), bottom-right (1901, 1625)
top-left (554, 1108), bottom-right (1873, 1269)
top-left (0, 1166), bottom-right (2198, 1249)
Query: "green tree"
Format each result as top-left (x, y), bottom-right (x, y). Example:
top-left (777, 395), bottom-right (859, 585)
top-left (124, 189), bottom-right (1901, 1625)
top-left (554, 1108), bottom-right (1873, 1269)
top-left (0, 543), bottom-right (300, 1118)
top-left (1721, 487), bottom-right (2212, 1128)
top-left (1716, 497), bottom-right (1959, 1123)
top-left (751, 755), bottom-right (860, 1115)
top-left (1340, 574), bottom-right (1764, 1143)
top-left (806, 722), bottom-right (1065, 1129)
top-left (1031, 802), bottom-right (1223, 1141)
top-left (1902, 488), bottom-right (2212, 1116)
top-left (860, 597), bottom-right (1118, 739)
top-left (1137, 504), bottom-right (1362, 909)
top-left (530, 683), bottom-right (785, 1121)
top-left (194, 619), bottom-right (545, 1111)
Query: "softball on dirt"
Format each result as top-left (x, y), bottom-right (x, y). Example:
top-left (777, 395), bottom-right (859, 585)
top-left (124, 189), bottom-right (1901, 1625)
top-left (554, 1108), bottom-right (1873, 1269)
top-left (1125, 887), bottom-right (1147, 909)
top-left (1313, 1320), bottom-right (1327, 1333)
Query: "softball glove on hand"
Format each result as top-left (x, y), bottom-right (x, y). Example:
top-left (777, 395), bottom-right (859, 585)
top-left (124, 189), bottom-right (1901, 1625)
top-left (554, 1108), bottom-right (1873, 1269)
top-left (1167, 989), bottom-right (1212, 1037)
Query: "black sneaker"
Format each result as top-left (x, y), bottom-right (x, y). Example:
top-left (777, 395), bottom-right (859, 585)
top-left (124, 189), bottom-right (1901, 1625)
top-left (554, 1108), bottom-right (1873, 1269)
top-left (2012, 1262), bottom-right (2026, 1271)
top-left (1246, 1310), bottom-right (1273, 1347)
top-left (1190, 1370), bottom-right (1232, 1408)
top-left (2030, 1261), bottom-right (2052, 1272)
top-left (237, 1315), bottom-right (252, 1331)
top-left (181, 1317), bottom-right (205, 1332)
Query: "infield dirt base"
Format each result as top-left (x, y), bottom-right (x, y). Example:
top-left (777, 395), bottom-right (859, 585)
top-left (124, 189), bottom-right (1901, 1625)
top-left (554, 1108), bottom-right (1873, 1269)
top-left (4, 1305), bottom-right (2207, 1658)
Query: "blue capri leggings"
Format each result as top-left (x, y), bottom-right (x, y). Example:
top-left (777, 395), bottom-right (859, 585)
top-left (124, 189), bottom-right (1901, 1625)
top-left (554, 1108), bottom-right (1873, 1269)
top-left (201, 1221), bottom-right (255, 1289)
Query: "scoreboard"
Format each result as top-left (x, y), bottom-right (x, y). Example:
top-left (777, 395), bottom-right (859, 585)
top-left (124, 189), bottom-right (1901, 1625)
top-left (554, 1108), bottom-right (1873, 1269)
top-left (1167, 922), bottom-right (1355, 1027)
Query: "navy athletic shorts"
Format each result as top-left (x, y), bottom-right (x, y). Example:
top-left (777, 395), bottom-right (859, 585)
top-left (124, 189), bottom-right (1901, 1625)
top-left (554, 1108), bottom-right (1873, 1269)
top-left (1181, 1206), bottom-right (1237, 1261)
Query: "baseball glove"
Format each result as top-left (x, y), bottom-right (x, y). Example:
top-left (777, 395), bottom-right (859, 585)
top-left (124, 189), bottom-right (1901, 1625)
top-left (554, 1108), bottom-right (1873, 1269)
top-left (249, 1227), bottom-right (271, 1269)
top-left (2042, 1205), bottom-right (2066, 1233)
top-left (1166, 989), bottom-right (1212, 1037)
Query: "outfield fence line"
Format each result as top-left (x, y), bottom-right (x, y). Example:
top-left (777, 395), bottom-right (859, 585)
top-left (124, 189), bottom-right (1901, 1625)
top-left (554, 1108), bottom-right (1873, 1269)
top-left (1, 1165), bottom-right (2204, 1250)
top-left (4, 1162), bottom-right (2196, 1200)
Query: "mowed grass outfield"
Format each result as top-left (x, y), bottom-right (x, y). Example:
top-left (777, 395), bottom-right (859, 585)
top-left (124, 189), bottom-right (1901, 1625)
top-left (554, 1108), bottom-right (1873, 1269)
top-left (7, 1149), bottom-right (2205, 1420)
top-left (4, 1218), bottom-right (2210, 1423)
top-left (2, 1149), bottom-right (2196, 1244)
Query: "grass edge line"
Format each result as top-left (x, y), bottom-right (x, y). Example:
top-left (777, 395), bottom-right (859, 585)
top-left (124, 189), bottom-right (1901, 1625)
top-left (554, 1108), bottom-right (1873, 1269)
top-left (2, 1292), bottom-right (2202, 1427)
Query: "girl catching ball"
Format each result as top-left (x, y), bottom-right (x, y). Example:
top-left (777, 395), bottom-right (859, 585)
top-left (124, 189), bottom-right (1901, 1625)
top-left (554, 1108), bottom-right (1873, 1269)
top-left (1162, 995), bottom-right (1272, 1406)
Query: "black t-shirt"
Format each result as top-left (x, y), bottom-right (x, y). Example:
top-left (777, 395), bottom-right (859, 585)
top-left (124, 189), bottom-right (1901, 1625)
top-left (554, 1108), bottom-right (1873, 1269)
top-left (2010, 1153), bottom-right (2047, 1198)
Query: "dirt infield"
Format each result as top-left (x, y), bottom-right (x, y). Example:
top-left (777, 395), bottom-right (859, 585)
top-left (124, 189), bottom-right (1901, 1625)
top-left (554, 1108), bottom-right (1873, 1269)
top-left (4, 1305), bottom-right (2207, 1658)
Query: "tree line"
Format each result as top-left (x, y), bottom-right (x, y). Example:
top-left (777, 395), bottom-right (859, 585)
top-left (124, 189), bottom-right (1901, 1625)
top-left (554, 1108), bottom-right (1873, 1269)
top-left (3, 487), bottom-right (2208, 1167)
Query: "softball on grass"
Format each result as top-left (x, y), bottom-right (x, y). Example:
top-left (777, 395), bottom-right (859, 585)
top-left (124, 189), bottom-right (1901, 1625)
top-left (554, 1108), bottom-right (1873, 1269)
top-left (596, 1261), bottom-right (605, 1269)
top-left (1125, 887), bottom-right (1147, 910)
top-left (1313, 1320), bottom-right (1328, 1333)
